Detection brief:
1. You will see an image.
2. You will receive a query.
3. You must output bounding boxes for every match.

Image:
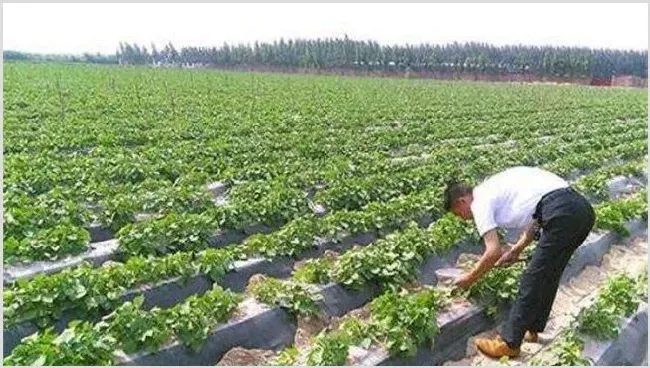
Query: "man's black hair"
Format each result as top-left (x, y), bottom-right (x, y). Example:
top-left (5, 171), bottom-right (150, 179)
top-left (443, 180), bottom-right (473, 212)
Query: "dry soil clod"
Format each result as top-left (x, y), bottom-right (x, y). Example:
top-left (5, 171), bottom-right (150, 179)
top-left (216, 347), bottom-right (275, 366)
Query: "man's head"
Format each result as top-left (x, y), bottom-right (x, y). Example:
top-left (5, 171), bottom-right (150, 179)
top-left (443, 180), bottom-right (474, 220)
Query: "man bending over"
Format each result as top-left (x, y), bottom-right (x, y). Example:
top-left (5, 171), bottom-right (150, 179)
top-left (444, 166), bottom-right (595, 358)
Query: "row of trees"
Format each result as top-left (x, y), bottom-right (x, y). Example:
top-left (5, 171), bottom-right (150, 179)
top-left (116, 38), bottom-right (647, 78)
top-left (5, 37), bottom-right (646, 78)
top-left (4, 50), bottom-right (117, 64)
top-left (117, 37), bottom-right (648, 78)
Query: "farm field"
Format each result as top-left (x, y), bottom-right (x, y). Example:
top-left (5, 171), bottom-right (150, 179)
top-left (2, 62), bottom-right (649, 365)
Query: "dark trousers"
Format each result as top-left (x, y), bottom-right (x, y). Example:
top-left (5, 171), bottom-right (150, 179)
top-left (501, 187), bottom-right (595, 348)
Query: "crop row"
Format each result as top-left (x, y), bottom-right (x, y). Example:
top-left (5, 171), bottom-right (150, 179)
top-left (5, 64), bottom-right (645, 158)
top-left (268, 192), bottom-right (647, 366)
top-left (530, 271), bottom-right (647, 366)
top-left (4, 285), bottom-right (241, 366)
top-left (5, 117), bottom-right (644, 204)
top-left (573, 158), bottom-right (646, 201)
top-left (290, 189), bottom-right (646, 296)
top-left (6, 113), bottom-right (642, 210)
top-left (6, 110), bottom-right (641, 184)
top-left (6, 133), bottom-right (641, 280)
top-left (5, 63), bottom-right (646, 265)
top-left (4, 186), bottom-right (646, 365)
top-left (4, 137), bottom-right (647, 334)
top-left (4, 126), bottom-right (646, 265)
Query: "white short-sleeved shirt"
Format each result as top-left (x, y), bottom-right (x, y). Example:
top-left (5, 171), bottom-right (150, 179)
top-left (470, 166), bottom-right (569, 237)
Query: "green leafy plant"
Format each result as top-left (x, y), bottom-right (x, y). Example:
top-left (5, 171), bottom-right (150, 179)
top-left (530, 329), bottom-right (590, 366)
top-left (594, 190), bottom-right (647, 236)
top-left (100, 296), bottom-right (171, 354)
top-left (3, 321), bottom-right (117, 366)
top-left (117, 212), bottom-right (217, 256)
top-left (4, 62), bottom-right (649, 366)
top-left (3, 188), bottom-right (89, 241)
top-left (534, 271), bottom-right (647, 366)
top-left (635, 269), bottom-right (648, 299)
top-left (273, 346), bottom-right (300, 366)
top-left (332, 217), bottom-right (471, 291)
top-left (368, 288), bottom-right (442, 357)
top-left (306, 331), bottom-right (351, 366)
top-left (574, 160), bottom-right (645, 200)
top-left (165, 286), bottom-right (242, 351)
top-left (299, 287), bottom-right (445, 364)
top-left (577, 274), bottom-right (640, 339)
top-left (293, 258), bottom-right (335, 284)
top-left (4, 285), bottom-right (240, 365)
top-left (4, 223), bottom-right (90, 264)
top-left (248, 277), bottom-right (322, 316)
top-left (3, 249), bottom-right (234, 328)
top-left (463, 260), bottom-right (525, 317)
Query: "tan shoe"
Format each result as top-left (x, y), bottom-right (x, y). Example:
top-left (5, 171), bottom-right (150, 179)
top-left (475, 336), bottom-right (520, 359)
top-left (524, 331), bottom-right (538, 343)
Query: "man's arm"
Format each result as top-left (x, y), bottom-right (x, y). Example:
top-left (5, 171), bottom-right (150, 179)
top-left (496, 220), bottom-right (537, 266)
top-left (514, 220), bottom-right (537, 251)
top-left (468, 229), bottom-right (502, 281)
top-left (454, 228), bottom-right (501, 288)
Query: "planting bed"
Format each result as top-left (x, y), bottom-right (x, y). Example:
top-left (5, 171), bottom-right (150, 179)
top-left (313, 219), bottom-right (647, 367)
top-left (119, 240), bottom-right (486, 365)
top-left (208, 201), bottom-right (645, 366)
top-left (3, 62), bottom-right (648, 366)
top-left (443, 227), bottom-right (648, 366)
top-left (582, 303), bottom-right (648, 366)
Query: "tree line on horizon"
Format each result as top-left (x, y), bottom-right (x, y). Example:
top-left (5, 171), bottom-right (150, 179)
top-left (5, 37), bottom-right (648, 79)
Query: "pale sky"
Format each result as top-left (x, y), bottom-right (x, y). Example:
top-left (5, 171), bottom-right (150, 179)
top-left (3, 3), bottom-right (648, 55)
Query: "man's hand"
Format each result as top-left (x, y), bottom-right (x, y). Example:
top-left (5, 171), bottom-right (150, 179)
top-left (495, 245), bottom-right (521, 267)
top-left (496, 222), bottom-right (536, 269)
top-left (453, 273), bottom-right (475, 289)
top-left (454, 229), bottom-right (502, 291)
